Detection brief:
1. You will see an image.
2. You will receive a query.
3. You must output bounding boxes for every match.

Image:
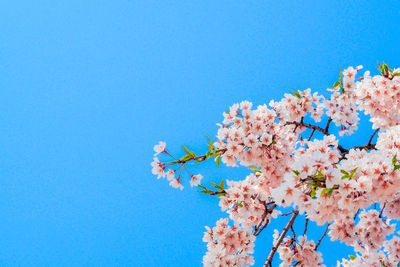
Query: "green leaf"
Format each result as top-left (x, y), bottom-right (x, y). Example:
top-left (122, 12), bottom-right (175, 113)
top-left (328, 188), bottom-right (334, 197)
top-left (340, 169), bottom-right (349, 175)
top-left (216, 193), bottom-right (226, 198)
top-left (198, 184), bottom-right (207, 190)
top-left (209, 181), bottom-right (221, 190)
top-left (378, 61), bottom-right (384, 74)
top-left (220, 179), bottom-right (225, 190)
top-left (384, 63), bottom-right (389, 74)
top-left (310, 188), bottom-right (316, 199)
top-left (349, 255), bottom-right (356, 260)
top-left (349, 167), bottom-right (358, 178)
top-left (329, 81), bottom-right (341, 89)
top-left (215, 155), bottom-right (221, 167)
top-left (292, 170), bottom-right (300, 176)
top-left (320, 188), bottom-right (329, 196)
top-left (392, 154), bottom-right (397, 166)
top-left (340, 69), bottom-right (343, 82)
top-left (394, 165), bottom-right (400, 171)
top-left (250, 165), bottom-right (260, 172)
top-left (205, 135), bottom-right (214, 150)
top-left (180, 154), bottom-right (192, 161)
top-left (182, 145), bottom-right (191, 155)
top-left (291, 89), bottom-right (301, 99)
top-left (392, 72), bottom-right (400, 77)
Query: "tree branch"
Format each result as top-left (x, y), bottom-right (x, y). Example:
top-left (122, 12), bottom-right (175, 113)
top-left (368, 128), bottom-right (380, 146)
top-left (315, 223), bottom-right (330, 250)
top-left (263, 211), bottom-right (299, 267)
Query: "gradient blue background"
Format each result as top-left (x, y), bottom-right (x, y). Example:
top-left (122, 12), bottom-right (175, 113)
top-left (1, 1), bottom-right (400, 266)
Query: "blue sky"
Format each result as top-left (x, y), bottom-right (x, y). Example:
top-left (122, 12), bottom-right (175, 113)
top-left (1, 1), bottom-right (400, 266)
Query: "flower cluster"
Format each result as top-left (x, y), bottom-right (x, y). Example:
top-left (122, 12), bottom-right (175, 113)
top-left (269, 88), bottom-right (324, 123)
top-left (275, 233), bottom-right (325, 267)
top-left (219, 174), bottom-right (279, 230)
top-left (356, 68), bottom-right (400, 129)
top-left (324, 66), bottom-right (362, 136)
top-left (214, 101), bottom-right (298, 188)
top-left (202, 218), bottom-right (255, 267)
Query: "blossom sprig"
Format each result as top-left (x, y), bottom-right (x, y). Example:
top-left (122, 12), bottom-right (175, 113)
top-left (197, 179), bottom-right (226, 197)
top-left (151, 139), bottom-right (226, 190)
top-left (377, 61), bottom-right (400, 80)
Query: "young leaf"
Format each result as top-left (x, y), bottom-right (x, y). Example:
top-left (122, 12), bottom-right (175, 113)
top-left (209, 181), bottom-right (221, 190)
top-left (349, 255), bottom-right (356, 260)
top-left (349, 167), bottom-right (358, 178)
top-left (327, 188), bottom-right (334, 197)
top-left (182, 145), bottom-right (190, 155)
top-left (292, 170), bottom-right (300, 176)
top-left (205, 135), bottom-right (214, 150)
top-left (291, 89), bottom-right (301, 99)
top-left (215, 155), bottom-right (221, 167)
top-left (320, 188), bottom-right (329, 196)
top-left (329, 81), bottom-right (341, 89)
top-left (198, 184), bottom-right (207, 190)
top-left (340, 69), bottom-right (343, 82)
top-left (310, 188), bottom-right (317, 199)
top-left (180, 154), bottom-right (192, 161)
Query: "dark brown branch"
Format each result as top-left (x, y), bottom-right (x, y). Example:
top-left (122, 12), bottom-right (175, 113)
top-left (368, 128), bottom-right (380, 146)
top-left (286, 121), bottom-right (327, 135)
top-left (286, 120), bottom-right (346, 153)
top-left (263, 211), bottom-right (299, 267)
top-left (353, 209), bottom-right (360, 220)
top-left (303, 218), bottom-right (309, 236)
top-left (379, 202), bottom-right (387, 218)
top-left (307, 129), bottom-right (316, 142)
top-left (315, 223), bottom-right (330, 250)
top-left (324, 118), bottom-right (332, 133)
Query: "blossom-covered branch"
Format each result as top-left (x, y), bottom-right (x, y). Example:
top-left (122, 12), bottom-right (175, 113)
top-left (152, 63), bottom-right (400, 266)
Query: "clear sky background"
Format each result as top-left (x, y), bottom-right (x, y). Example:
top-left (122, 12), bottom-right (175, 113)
top-left (1, 1), bottom-right (400, 266)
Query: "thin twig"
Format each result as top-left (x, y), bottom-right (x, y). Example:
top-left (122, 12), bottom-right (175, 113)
top-left (379, 202), bottom-right (387, 218)
top-left (290, 225), bottom-right (296, 242)
top-left (353, 209), bottom-right (360, 220)
top-left (303, 218), bottom-right (309, 236)
top-left (368, 128), bottom-right (380, 146)
top-left (286, 121), bottom-right (347, 153)
top-left (282, 210), bottom-right (295, 216)
top-left (315, 223), bottom-right (330, 250)
top-left (307, 129), bottom-right (316, 142)
top-left (263, 211), bottom-right (299, 267)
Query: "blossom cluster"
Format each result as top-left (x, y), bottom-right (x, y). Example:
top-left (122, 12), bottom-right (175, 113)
top-left (219, 173), bottom-right (280, 230)
top-left (202, 218), bottom-right (256, 267)
top-left (274, 232), bottom-right (325, 267)
top-left (152, 64), bottom-right (400, 266)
